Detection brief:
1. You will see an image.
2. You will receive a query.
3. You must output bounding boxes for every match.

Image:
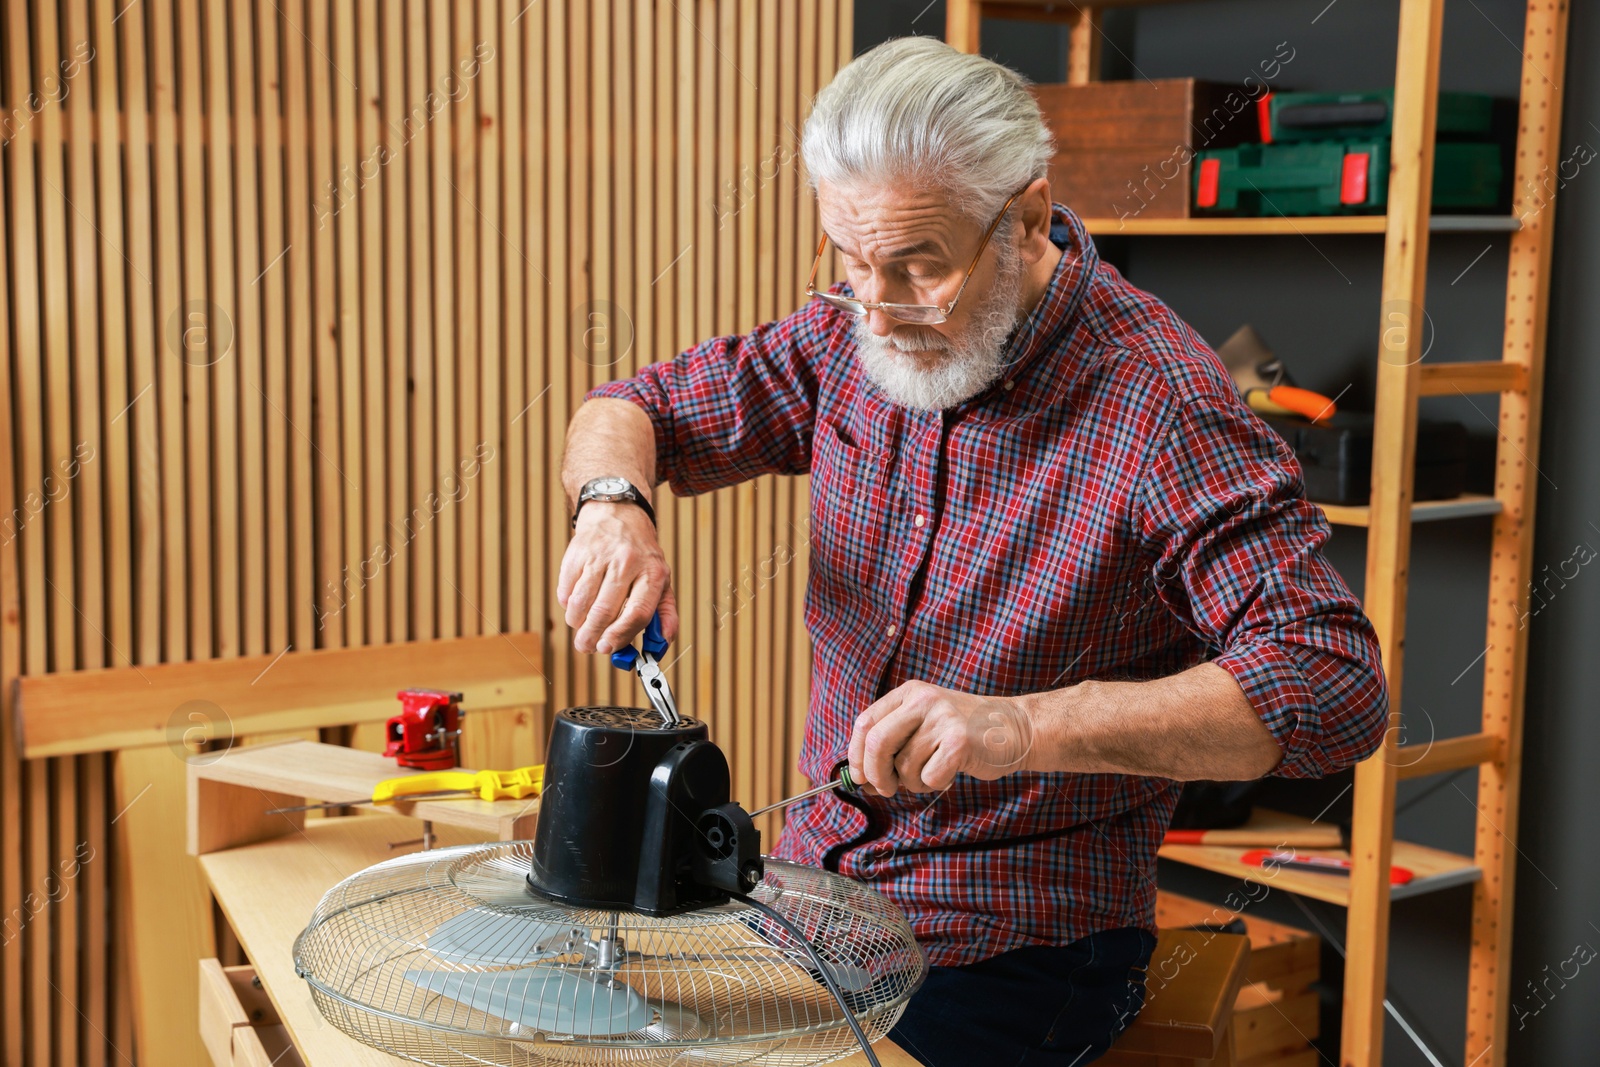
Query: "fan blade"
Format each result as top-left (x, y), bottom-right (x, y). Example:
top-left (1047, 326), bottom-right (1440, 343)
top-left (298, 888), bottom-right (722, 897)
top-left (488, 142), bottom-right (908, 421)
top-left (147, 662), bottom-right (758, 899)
top-left (426, 911), bottom-right (581, 965)
top-left (404, 969), bottom-right (651, 1036)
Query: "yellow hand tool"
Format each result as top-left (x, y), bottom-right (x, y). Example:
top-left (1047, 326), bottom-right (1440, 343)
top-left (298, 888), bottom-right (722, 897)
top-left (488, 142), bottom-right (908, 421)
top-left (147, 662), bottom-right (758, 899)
top-left (265, 765), bottom-right (545, 814)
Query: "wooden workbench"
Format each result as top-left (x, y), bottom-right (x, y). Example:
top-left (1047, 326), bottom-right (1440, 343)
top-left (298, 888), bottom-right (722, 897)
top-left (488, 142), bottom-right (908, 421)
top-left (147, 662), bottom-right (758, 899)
top-left (196, 795), bottom-right (916, 1065)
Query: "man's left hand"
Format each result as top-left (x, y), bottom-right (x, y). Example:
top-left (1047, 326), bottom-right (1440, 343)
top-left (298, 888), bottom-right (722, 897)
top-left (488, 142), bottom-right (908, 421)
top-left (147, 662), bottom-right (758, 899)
top-left (848, 681), bottom-right (1037, 796)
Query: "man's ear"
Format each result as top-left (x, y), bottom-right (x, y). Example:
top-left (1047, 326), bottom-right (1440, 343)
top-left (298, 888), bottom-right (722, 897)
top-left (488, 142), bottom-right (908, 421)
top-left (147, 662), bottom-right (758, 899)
top-left (1017, 176), bottom-right (1055, 261)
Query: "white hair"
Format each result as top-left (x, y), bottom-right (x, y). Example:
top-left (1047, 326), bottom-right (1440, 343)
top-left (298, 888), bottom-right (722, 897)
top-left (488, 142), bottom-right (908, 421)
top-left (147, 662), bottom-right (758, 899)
top-left (801, 36), bottom-right (1056, 223)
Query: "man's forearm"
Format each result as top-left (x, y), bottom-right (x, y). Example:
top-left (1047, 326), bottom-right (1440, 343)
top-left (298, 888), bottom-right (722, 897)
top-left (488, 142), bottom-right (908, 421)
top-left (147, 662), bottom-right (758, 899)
top-left (562, 398), bottom-right (659, 509)
top-left (1018, 662), bottom-right (1282, 781)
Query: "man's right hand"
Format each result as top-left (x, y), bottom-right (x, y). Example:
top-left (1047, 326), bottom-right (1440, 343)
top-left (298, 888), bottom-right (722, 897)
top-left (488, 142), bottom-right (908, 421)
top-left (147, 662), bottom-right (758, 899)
top-left (558, 501), bottom-right (679, 655)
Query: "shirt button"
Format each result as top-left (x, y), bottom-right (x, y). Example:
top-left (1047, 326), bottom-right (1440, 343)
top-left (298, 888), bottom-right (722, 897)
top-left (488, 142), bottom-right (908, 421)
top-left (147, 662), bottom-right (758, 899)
top-left (913, 513), bottom-right (926, 527)
top-left (1003, 379), bottom-right (1015, 391)
top-left (886, 625), bottom-right (898, 637)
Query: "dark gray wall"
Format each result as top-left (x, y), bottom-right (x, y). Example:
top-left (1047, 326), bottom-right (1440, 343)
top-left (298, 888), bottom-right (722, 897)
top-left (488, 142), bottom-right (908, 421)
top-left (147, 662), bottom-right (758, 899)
top-left (854, 3), bottom-right (1599, 1065)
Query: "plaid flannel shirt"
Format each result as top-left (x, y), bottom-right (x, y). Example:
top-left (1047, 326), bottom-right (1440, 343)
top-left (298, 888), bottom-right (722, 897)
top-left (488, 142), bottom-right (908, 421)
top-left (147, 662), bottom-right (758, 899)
top-left (587, 204), bottom-right (1388, 968)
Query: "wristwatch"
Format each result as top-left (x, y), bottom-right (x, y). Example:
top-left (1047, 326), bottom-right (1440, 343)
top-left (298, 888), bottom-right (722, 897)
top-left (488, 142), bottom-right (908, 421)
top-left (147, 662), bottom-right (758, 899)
top-left (572, 476), bottom-right (656, 529)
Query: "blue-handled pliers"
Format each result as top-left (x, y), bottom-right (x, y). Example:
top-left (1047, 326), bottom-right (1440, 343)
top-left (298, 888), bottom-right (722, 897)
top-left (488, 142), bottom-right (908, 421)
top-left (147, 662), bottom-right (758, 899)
top-left (610, 611), bottom-right (681, 726)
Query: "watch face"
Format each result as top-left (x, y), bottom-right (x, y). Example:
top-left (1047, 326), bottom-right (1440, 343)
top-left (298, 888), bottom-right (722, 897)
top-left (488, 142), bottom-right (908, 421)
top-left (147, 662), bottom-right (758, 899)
top-left (588, 477), bottom-right (632, 500)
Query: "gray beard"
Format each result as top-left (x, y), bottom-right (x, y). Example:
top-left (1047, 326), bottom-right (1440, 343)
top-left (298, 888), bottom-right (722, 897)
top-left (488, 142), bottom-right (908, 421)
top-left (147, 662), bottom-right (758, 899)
top-left (852, 237), bottom-right (1028, 412)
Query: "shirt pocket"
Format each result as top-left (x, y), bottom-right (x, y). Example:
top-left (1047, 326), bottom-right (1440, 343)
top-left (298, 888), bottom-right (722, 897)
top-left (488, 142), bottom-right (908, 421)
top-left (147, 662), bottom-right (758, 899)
top-left (809, 418), bottom-right (891, 590)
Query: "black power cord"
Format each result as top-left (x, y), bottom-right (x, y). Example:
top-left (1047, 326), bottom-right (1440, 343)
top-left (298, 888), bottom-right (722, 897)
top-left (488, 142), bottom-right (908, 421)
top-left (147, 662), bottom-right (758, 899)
top-left (732, 890), bottom-right (883, 1067)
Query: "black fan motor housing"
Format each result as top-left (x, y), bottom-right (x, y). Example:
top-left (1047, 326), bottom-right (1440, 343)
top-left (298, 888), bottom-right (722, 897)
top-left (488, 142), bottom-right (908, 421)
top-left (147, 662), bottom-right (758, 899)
top-left (527, 706), bottom-right (762, 916)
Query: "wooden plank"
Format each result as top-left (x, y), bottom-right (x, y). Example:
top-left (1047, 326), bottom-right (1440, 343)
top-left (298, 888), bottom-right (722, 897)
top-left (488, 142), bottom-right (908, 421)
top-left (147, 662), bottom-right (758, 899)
top-left (17, 633), bottom-right (546, 757)
top-left (51, 1), bottom-right (89, 1056)
top-left (306, 0), bottom-right (345, 649)
top-left (945, 0), bottom-right (981, 52)
top-left (178, 0), bottom-right (213, 666)
top-left (257, 0), bottom-right (292, 657)
top-left (1417, 360), bottom-right (1526, 397)
top-left (733, 0), bottom-right (759, 808)
top-left (119, 0), bottom-right (161, 668)
top-left (234, 0), bottom-right (267, 659)
top-left (431, 0), bottom-right (458, 641)
top-left (502, 0), bottom-right (527, 643)
top-left (1067, 5), bottom-right (1102, 85)
top-left (454, 0), bottom-right (482, 640)
top-left (1396, 731), bottom-right (1504, 781)
top-left (479, 0), bottom-right (504, 638)
top-left (0, 106), bottom-right (26, 1067)
top-left (382, 0), bottom-right (410, 646)
top-left (525, 0), bottom-right (550, 667)
top-left (334, 0), bottom-right (366, 648)
top-left (407, 0), bottom-right (437, 644)
top-left (528, 0), bottom-right (553, 671)
top-left (115, 744), bottom-right (216, 1067)
top-left (206, 0), bottom-right (241, 660)
top-left (31, 0), bottom-right (70, 1062)
top-left (357, 0), bottom-right (386, 645)
top-left (79, 0), bottom-right (117, 981)
top-left (1343, 0), bottom-right (1445, 1062)
top-left (1467, 3), bottom-right (1570, 1063)
top-left (695, 0), bottom-right (716, 739)
top-left (281, 0), bottom-right (317, 653)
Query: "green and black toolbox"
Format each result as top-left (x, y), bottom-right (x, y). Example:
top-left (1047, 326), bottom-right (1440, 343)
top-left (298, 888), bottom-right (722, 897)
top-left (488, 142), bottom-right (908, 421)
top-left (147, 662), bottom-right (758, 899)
top-left (1193, 140), bottom-right (1503, 215)
top-left (1264, 412), bottom-right (1469, 506)
top-left (1264, 89), bottom-right (1494, 143)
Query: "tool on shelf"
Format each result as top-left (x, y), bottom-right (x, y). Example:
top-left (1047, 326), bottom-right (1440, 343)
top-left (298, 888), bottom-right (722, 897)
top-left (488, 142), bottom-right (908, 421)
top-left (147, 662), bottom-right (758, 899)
top-left (1241, 848), bottom-right (1415, 886)
top-left (264, 764), bottom-right (545, 815)
top-left (610, 611), bottom-right (681, 726)
top-left (1215, 324), bottom-right (1338, 424)
top-left (384, 688), bottom-right (465, 770)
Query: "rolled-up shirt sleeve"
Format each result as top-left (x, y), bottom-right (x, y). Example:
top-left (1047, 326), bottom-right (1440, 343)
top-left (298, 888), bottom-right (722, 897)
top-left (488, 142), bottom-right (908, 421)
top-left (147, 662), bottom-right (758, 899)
top-left (585, 295), bottom-right (843, 497)
top-left (1138, 393), bottom-right (1389, 779)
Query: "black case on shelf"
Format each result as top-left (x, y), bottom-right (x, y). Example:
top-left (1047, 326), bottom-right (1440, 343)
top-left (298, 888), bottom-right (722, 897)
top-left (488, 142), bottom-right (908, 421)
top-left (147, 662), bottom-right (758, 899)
top-left (1264, 412), bottom-right (1469, 507)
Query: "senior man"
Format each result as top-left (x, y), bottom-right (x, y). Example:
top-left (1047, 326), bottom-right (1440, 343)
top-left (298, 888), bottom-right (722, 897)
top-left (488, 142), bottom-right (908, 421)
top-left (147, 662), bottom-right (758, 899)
top-left (558, 36), bottom-right (1388, 1067)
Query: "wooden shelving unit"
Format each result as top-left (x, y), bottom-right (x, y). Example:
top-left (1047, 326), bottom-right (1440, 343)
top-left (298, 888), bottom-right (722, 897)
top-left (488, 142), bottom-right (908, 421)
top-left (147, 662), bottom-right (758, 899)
top-left (947, 2), bottom-right (1570, 1066)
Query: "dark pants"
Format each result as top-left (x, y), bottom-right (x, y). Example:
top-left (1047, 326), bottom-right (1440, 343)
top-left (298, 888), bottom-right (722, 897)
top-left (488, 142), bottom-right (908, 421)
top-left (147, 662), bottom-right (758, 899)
top-left (887, 927), bottom-right (1157, 1067)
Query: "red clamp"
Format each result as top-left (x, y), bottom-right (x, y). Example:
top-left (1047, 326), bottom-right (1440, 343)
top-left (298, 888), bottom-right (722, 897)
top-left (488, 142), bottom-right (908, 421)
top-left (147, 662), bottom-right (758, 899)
top-left (384, 689), bottom-right (465, 770)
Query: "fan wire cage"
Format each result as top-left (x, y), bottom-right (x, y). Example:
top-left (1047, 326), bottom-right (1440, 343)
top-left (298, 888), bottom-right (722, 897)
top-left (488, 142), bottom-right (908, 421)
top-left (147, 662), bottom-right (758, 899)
top-left (294, 842), bottom-right (927, 1066)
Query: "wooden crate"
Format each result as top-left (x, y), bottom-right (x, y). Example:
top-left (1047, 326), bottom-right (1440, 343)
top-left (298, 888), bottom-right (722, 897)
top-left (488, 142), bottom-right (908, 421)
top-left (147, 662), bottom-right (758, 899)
top-left (1032, 79), bottom-right (1262, 220)
top-left (1157, 891), bottom-right (1322, 1065)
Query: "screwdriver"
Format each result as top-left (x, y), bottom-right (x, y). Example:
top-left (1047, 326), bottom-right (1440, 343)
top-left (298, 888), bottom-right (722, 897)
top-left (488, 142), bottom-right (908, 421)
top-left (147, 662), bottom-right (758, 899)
top-left (265, 765), bottom-right (545, 815)
top-left (746, 765), bottom-right (862, 819)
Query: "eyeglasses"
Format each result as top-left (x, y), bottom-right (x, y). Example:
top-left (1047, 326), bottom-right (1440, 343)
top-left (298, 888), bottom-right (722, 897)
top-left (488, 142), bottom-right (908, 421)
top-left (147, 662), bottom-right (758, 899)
top-left (804, 187), bottom-right (1029, 325)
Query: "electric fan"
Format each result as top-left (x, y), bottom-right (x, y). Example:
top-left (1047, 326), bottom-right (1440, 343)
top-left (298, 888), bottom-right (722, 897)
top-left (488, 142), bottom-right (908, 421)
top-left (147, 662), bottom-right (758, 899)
top-left (293, 706), bottom-right (928, 1066)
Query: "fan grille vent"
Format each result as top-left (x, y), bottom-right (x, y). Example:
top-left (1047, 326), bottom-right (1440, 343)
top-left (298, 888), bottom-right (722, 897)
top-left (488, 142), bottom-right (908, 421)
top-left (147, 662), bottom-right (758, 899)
top-left (564, 705), bottom-right (702, 732)
top-left (294, 844), bottom-right (926, 1066)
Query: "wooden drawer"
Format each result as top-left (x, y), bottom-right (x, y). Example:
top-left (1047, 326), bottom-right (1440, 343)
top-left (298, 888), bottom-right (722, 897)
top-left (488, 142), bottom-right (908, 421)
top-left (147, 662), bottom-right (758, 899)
top-left (198, 958), bottom-right (307, 1067)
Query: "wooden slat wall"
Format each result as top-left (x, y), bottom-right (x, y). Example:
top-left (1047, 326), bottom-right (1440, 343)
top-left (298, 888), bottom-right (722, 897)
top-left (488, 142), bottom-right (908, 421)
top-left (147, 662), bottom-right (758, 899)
top-left (0, 1), bottom-right (852, 1063)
